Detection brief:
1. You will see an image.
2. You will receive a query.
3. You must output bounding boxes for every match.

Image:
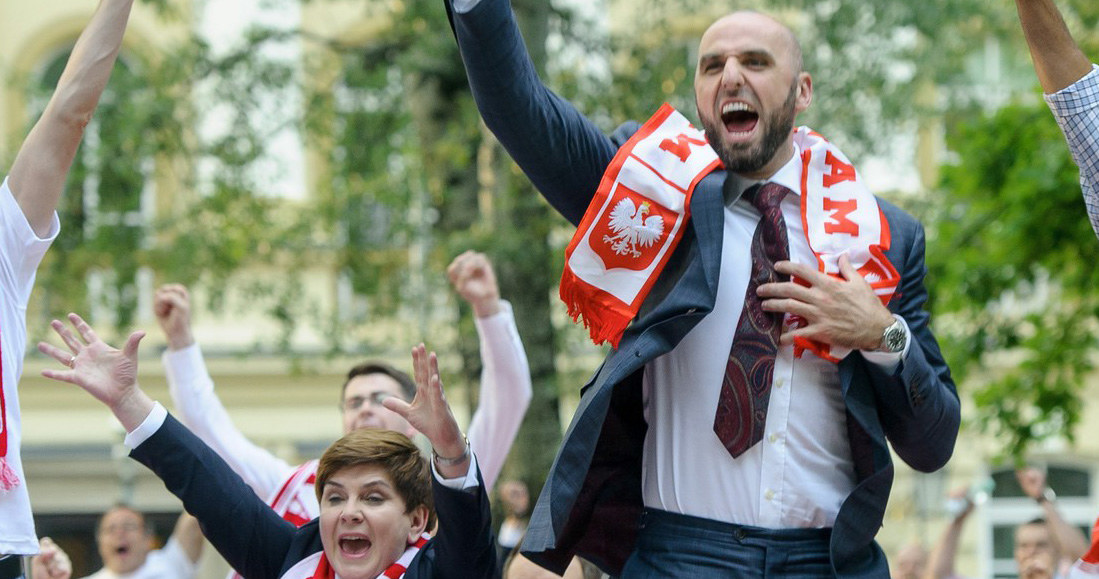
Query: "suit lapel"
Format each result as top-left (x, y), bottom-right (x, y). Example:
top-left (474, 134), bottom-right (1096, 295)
top-left (690, 171), bottom-right (726, 293)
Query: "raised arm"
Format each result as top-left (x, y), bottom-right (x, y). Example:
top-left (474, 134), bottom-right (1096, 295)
top-left (445, 0), bottom-right (617, 224)
top-left (386, 343), bottom-right (498, 577)
top-left (384, 345), bottom-right (470, 480)
top-left (39, 314), bottom-right (299, 579)
top-left (1017, 468), bottom-right (1090, 563)
top-left (155, 285), bottom-right (296, 499)
top-left (926, 488), bottom-right (974, 579)
top-left (168, 513), bottom-right (204, 567)
top-left (8, 0), bottom-right (135, 236)
top-left (1014, 0), bottom-right (1092, 94)
top-left (447, 251), bottom-right (532, 489)
top-left (1015, 0), bottom-right (1099, 239)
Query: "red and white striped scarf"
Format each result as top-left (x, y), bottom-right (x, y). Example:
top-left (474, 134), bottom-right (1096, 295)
top-left (270, 460), bottom-right (319, 527)
top-left (281, 533), bottom-right (431, 579)
top-left (228, 461), bottom-right (319, 579)
top-left (560, 104), bottom-right (900, 362)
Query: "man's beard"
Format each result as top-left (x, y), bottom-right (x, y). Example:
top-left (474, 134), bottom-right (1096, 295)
top-left (702, 83), bottom-right (798, 175)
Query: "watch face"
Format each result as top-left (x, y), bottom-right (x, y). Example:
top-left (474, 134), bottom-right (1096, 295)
top-left (884, 322), bottom-right (905, 352)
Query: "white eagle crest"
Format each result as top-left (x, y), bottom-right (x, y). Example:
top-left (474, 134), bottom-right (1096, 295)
top-left (602, 198), bottom-right (665, 257)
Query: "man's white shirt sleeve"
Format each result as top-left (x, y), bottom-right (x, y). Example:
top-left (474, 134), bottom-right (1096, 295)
top-left (163, 344), bottom-right (295, 499)
top-left (465, 300), bottom-right (532, 490)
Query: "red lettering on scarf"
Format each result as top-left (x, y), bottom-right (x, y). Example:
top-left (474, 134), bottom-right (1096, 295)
top-left (823, 199), bottom-right (859, 236)
top-left (659, 133), bottom-right (708, 162)
top-left (822, 151), bottom-right (856, 187)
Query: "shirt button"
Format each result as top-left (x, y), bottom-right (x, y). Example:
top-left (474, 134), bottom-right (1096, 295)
top-left (764, 489), bottom-right (775, 501)
top-left (775, 379), bottom-right (785, 389)
top-left (768, 433), bottom-right (780, 443)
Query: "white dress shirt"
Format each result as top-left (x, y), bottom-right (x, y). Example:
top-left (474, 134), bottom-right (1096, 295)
top-left (642, 147), bottom-right (906, 528)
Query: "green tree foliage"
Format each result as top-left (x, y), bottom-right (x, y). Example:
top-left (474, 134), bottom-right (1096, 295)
top-left (23, 0), bottom-right (1099, 476)
top-left (570, 0), bottom-right (1004, 157)
top-left (924, 102), bottom-right (1099, 462)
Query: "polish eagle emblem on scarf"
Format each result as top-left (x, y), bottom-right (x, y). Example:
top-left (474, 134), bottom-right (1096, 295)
top-left (603, 198), bottom-right (665, 257)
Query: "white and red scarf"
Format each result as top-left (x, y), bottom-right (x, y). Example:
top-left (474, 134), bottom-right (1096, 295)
top-left (280, 533), bottom-right (431, 579)
top-left (270, 460), bottom-right (319, 527)
top-left (560, 104), bottom-right (900, 362)
top-left (228, 461), bottom-right (320, 579)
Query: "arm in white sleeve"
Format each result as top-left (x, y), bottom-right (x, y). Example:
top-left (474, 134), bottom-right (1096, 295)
top-left (465, 301), bottom-right (532, 490)
top-left (163, 344), bottom-right (295, 500)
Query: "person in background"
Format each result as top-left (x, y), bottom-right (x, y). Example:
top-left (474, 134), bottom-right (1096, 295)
top-left (496, 479), bottom-right (529, 566)
top-left (926, 469), bottom-right (1088, 579)
top-left (890, 542), bottom-right (928, 579)
top-left (39, 314), bottom-right (496, 579)
top-left (153, 251), bottom-right (530, 534)
top-left (78, 509), bottom-right (202, 579)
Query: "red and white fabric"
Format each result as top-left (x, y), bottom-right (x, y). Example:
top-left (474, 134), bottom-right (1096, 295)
top-left (560, 106), bottom-right (898, 360)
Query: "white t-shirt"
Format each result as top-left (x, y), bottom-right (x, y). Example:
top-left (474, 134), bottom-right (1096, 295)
top-left (80, 537), bottom-right (197, 579)
top-left (0, 177), bottom-right (60, 555)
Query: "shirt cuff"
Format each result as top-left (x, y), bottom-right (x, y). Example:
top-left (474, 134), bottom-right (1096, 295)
top-left (860, 314), bottom-right (911, 372)
top-left (123, 402), bottom-right (168, 449)
top-left (451, 0), bottom-right (484, 14)
top-left (473, 299), bottom-right (513, 329)
top-left (431, 452), bottom-right (481, 492)
top-left (1045, 64), bottom-right (1099, 116)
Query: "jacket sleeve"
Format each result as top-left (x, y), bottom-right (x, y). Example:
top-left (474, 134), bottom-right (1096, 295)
top-left (129, 415), bottom-right (299, 579)
top-left (410, 466), bottom-right (498, 579)
top-left (163, 344), bottom-right (296, 501)
top-left (466, 300), bottom-right (532, 491)
top-left (447, 0), bottom-right (618, 225)
top-left (865, 219), bottom-right (960, 472)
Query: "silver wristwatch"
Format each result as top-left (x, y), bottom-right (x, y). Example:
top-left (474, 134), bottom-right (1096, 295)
top-left (879, 317), bottom-right (907, 353)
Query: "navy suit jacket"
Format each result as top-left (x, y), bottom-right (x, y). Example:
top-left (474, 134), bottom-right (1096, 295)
top-left (129, 415), bottom-right (498, 579)
top-left (447, 0), bottom-right (960, 576)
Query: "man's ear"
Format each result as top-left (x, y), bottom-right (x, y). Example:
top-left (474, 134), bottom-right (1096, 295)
top-left (795, 71), bottom-right (813, 114)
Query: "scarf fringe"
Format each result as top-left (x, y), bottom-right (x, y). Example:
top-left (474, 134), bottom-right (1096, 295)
top-left (560, 268), bottom-right (632, 349)
top-left (0, 458), bottom-right (19, 493)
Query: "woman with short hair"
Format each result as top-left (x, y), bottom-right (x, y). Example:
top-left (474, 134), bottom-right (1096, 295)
top-left (39, 314), bottom-right (497, 579)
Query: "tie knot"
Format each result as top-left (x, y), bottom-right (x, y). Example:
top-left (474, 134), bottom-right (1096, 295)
top-left (745, 182), bottom-right (788, 213)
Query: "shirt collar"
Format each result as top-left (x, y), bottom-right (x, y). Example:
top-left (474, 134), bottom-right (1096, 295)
top-left (724, 143), bottom-right (803, 207)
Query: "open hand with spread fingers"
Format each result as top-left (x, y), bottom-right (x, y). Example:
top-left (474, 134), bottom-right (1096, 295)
top-left (757, 254), bottom-right (896, 351)
top-left (37, 313), bottom-right (153, 431)
top-left (382, 344), bottom-right (470, 478)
